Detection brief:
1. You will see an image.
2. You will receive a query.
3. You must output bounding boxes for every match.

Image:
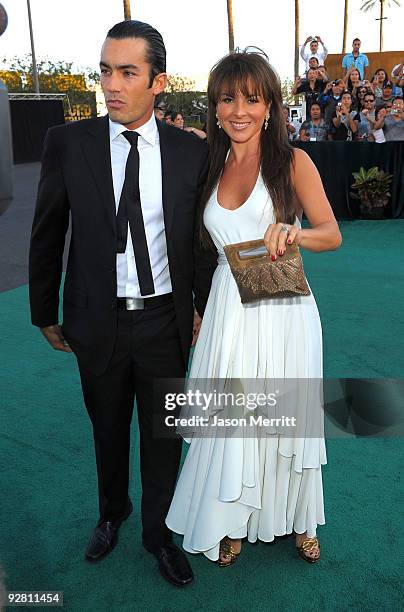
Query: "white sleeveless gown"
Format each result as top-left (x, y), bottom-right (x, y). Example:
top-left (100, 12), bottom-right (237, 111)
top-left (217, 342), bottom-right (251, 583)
top-left (166, 174), bottom-right (326, 561)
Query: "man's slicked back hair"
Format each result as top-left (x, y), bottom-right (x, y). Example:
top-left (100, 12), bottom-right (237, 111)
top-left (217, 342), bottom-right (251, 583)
top-left (107, 20), bottom-right (166, 87)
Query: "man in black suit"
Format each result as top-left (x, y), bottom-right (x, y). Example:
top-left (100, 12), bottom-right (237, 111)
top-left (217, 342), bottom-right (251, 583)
top-left (29, 20), bottom-right (215, 587)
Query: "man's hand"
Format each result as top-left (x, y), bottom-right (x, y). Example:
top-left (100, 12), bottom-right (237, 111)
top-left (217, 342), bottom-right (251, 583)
top-left (325, 81), bottom-right (333, 92)
top-left (40, 324), bottom-right (72, 352)
top-left (191, 310), bottom-right (202, 347)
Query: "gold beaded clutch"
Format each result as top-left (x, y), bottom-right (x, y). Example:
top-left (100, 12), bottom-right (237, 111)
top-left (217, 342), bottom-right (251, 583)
top-left (223, 238), bottom-right (311, 304)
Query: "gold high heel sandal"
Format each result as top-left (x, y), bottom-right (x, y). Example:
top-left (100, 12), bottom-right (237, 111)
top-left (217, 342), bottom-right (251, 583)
top-left (296, 536), bottom-right (320, 563)
top-left (217, 538), bottom-right (241, 567)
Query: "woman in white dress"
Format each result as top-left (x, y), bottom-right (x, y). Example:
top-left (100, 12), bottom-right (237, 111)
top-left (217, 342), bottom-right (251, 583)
top-left (166, 51), bottom-right (342, 566)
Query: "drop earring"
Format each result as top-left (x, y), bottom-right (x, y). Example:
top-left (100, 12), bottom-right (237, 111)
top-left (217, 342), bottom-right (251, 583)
top-left (216, 115), bottom-right (222, 129)
top-left (264, 112), bottom-right (270, 131)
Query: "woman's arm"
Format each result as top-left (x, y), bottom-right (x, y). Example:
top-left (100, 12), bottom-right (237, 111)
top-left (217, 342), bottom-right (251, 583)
top-left (263, 149), bottom-right (342, 256)
top-left (347, 113), bottom-right (359, 133)
top-left (291, 77), bottom-right (302, 95)
top-left (184, 127), bottom-right (207, 139)
top-left (373, 108), bottom-right (387, 130)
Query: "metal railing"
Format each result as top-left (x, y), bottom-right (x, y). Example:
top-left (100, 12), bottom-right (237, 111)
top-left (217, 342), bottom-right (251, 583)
top-left (8, 92), bottom-right (71, 113)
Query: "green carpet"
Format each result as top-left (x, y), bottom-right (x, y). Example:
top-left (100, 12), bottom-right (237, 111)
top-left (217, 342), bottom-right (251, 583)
top-left (0, 221), bottom-right (403, 611)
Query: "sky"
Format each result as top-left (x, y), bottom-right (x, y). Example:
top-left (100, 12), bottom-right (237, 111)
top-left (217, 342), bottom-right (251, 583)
top-left (0, 0), bottom-right (403, 87)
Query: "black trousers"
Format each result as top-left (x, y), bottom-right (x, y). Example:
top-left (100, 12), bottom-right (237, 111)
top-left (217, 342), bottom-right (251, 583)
top-left (78, 299), bottom-right (186, 551)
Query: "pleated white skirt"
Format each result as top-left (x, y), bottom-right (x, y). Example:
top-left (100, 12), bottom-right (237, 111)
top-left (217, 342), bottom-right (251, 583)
top-left (166, 182), bottom-right (327, 561)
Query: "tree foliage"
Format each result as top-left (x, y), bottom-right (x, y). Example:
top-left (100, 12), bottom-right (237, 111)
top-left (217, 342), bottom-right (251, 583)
top-left (166, 74), bottom-right (196, 93)
top-left (0, 54), bottom-right (100, 90)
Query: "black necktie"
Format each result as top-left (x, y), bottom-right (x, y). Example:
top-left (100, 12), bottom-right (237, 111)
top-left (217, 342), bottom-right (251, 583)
top-left (116, 131), bottom-right (155, 296)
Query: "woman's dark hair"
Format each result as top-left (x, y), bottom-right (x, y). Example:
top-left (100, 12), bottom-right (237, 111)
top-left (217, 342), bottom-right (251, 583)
top-left (170, 111), bottom-right (183, 122)
top-left (372, 68), bottom-right (388, 86)
top-left (307, 68), bottom-right (318, 79)
top-left (346, 68), bottom-right (361, 93)
top-left (107, 20), bottom-right (166, 87)
top-left (341, 90), bottom-right (353, 102)
top-left (199, 52), bottom-right (297, 247)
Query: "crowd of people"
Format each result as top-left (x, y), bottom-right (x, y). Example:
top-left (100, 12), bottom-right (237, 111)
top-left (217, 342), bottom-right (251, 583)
top-left (153, 106), bottom-right (207, 139)
top-left (153, 37), bottom-right (404, 144)
top-left (287, 36), bottom-right (404, 142)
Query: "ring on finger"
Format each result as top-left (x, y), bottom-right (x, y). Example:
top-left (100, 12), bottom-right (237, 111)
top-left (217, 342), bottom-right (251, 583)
top-left (281, 224), bottom-right (289, 234)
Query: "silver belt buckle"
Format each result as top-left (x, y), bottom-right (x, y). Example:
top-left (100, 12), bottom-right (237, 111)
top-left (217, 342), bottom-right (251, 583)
top-left (126, 297), bottom-right (144, 310)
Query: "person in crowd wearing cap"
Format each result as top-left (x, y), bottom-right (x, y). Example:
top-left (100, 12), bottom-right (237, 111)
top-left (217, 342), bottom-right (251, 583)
top-left (375, 81), bottom-right (395, 110)
top-left (300, 35), bottom-right (328, 71)
top-left (342, 38), bottom-right (369, 81)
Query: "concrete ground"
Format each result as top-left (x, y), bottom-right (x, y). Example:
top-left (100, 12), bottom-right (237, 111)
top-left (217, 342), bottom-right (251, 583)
top-left (0, 163), bottom-right (70, 292)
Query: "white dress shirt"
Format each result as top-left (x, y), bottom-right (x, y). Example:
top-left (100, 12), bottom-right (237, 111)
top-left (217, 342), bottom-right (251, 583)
top-left (109, 113), bottom-right (172, 298)
top-left (300, 41), bottom-right (328, 70)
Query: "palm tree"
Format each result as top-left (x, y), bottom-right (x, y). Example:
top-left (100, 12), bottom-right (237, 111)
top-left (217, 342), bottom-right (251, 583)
top-left (294, 0), bottom-right (300, 79)
top-left (226, 0), bottom-right (234, 52)
top-left (123, 0), bottom-right (131, 20)
top-left (360, 0), bottom-right (401, 52)
top-left (342, 0), bottom-right (349, 53)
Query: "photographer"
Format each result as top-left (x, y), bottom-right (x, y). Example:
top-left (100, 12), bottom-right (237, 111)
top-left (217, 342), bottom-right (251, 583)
top-left (300, 35), bottom-right (328, 71)
top-left (342, 67), bottom-right (364, 102)
top-left (391, 61), bottom-right (404, 91)
top-left (371, 68), bottom-right (388, 99)
top-left (318, 79), bottom-right (344, 125)
top-left (373, 97), bottom-right (404, 141)
top-left (354, 92), bottom-right (376, 141)
top-left (375, 82), bottom-right (395, 110)
top-left (292, 68), bottom-right (326, 115)
top-left (330, 91), bottom-right (359, 141)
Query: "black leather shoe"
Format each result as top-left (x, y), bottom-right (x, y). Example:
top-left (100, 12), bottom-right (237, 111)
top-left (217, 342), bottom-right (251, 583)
top-left (153, 544), bottom-right (194, 587)
top-left (85, 500), bottom-right (133, 562)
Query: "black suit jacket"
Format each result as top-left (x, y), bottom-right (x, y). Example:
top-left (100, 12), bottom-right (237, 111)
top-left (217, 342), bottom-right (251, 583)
top-left (29, 116), bottom-right (216, 375)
